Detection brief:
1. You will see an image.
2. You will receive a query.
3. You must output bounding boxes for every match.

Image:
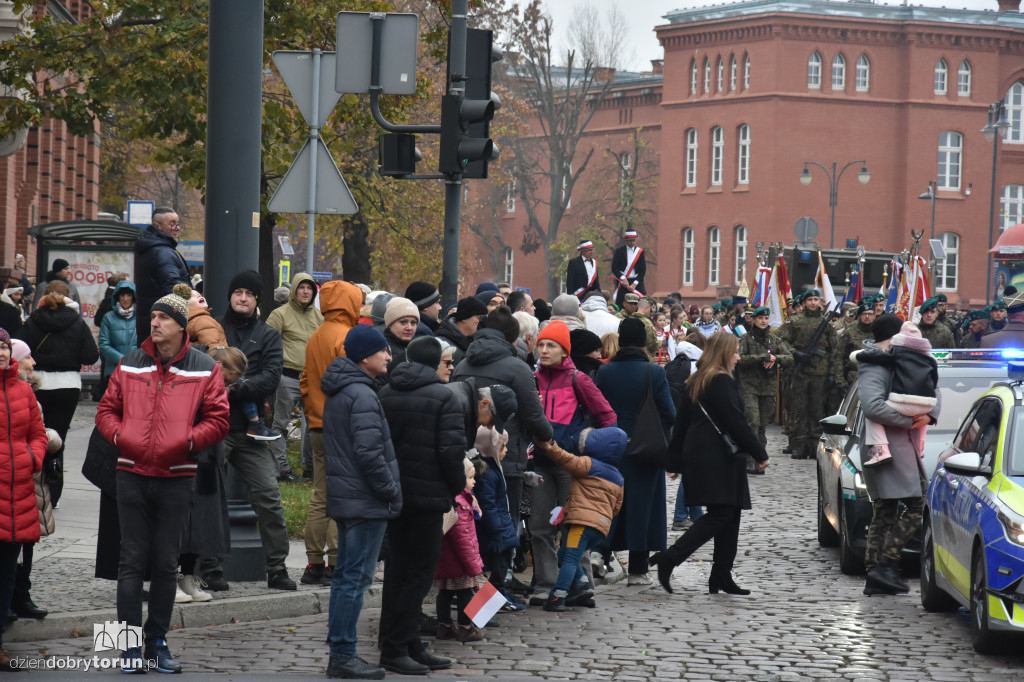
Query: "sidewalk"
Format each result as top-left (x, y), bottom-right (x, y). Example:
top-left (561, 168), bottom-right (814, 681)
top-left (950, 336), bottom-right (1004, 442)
top-left (5, 398), bottom-right (345, 643)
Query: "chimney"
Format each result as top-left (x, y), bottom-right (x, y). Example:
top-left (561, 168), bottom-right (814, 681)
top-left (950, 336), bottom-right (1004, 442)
top-left (650, 59), bottom-right (664, 75)
top-left (998, 0), bottom-right (1021, 11)
top-left (595, 67), bottom-right (615, 82)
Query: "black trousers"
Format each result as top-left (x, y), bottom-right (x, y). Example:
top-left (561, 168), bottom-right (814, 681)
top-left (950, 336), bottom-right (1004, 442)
top-left (482, 549), bottom-right (512, 592)
top-left (0, 541), bottom-right (22, 647)
top-left (379, 510), bottom-right (444, 658)
top-left (35, 387), bottom-right (80, 505)
top-left (663, 505), bottom-right (742, 577)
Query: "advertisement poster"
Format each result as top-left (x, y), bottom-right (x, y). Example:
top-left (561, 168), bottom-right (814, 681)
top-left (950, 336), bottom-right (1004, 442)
top-left (48, 249), bottom-right (135, 378)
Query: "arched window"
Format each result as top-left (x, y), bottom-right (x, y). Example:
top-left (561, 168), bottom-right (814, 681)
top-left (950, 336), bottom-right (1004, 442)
top-left (734, 225), bottom-right (747, 286)
top-left (505, 177), bottom-right (516, 213)
top-left (682, 228), bottom-right (694, 286)
top-left (1007, 82), bottom-right (1024, 144)
top-left (957, 60), bottom-right (971, 97)
top-left (744, 54), bottom-right (751, 89)
top-left (935, 233), bottom-right (959, 291)
top-left (737, 124), bottom-right (750, 185)
top-left (934, 59), bottom-right (948, 95)
top-left (937, 131), bottom-right (962, 190)
top-left (685, 128), bottom-right (698, 188)
top-left (711, 126), bottom-right (724, 186)
top-left (1002, 184), bottom-right (1024, 232)
top-left (832, 53), bottom-right (846, 90)
top-left (855, 55), bottom-right (870, 92)
top-left (730, 55), bottom-right (737, 91)
top-left (703, 57), bottom-right (711, 94)
top-left (708, 227), bottom-right (721, 286)
top-left (716, 56), bottom-right (724, 92)
top-left (808, 51), bottom-right (822, 88)
top-left (690, 58), bottom-right (698, 96)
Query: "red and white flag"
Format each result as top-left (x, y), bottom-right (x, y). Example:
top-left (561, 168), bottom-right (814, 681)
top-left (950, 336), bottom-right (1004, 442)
top-left (464, 582), bottom-right (506, 628)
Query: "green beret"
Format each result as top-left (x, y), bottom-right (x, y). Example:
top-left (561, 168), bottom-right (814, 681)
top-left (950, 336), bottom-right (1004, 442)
top-left (934, 293), bottom-right (947, 303)
top-left (990, 300), bottom-right (1007, 311)
top-left (751, 306), bottom-right (770, 317)
top-left (720, 298), bottom-right (733, 307)
top-left (712, 303), bottom-right (724, 313)
top-left (804, 288), bottom-right (821, 299)
top-left (856, 302), bottom-right (872, 317)
top-left (872, 293), bottom-right (886, 304)
top-left (968, 309), bottom-right (989, 322)
top-left (919, 297), bottom-right (939, 314)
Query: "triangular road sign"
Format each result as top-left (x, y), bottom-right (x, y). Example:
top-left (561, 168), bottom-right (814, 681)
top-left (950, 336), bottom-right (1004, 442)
top-left (268, 138), bottom-right (358, 215)
top-left (273, 51), bottom-right (341, 128)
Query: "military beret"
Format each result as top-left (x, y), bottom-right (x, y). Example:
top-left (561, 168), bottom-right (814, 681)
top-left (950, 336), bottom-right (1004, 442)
top-left (990, 300), bottom-right (1007, 311)
top-left (751, 306), bottom-right (770, 317)
top-left (712, 303), bottom-right (724, 313)
top-left (934, 293), bottom-right (947, 303)
top-left (804, 288), bottom-right (821, 299)
top-left (919, 297), bottom-right (940, 314)
top-left (967, 309), bottom-right (990, 322)
top-left (720, 298), bottom-right (733, 307)
top-left (856, 302), bottom-right (873, 317)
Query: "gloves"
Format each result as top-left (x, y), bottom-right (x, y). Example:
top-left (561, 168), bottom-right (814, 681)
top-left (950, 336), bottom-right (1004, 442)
top-left (522, 471), bottom-right (544, 488)
top-left (825, 374), bottom-right (837, 390)
top-left (793, 350), bottom-right (811, 363)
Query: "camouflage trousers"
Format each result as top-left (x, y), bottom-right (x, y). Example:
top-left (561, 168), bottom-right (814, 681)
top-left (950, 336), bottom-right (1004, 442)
top-left (864, 482), bottom-right (926, 570)
top-left (743, 393), bottom-right (775, 447)
top-left (786, 373), bottom-right (827, 456)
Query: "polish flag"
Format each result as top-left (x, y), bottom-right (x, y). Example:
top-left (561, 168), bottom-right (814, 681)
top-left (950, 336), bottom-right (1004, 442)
top-left (464, 582), bottom-right (506, 628)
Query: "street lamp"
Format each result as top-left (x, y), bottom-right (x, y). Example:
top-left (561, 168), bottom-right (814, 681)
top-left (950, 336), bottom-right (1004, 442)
top-left (919, 180), bottom-right (937, 284)
top-left (982, 100), bottom-right (1011, 304)
top-left (799, 160), bottom-right (871, 249)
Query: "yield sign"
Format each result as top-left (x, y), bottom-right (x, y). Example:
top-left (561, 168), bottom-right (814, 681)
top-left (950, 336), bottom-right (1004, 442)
top-left (268, 138), bottom-right (358, 215)
top-left (273, 51), bottom-right (340, 127)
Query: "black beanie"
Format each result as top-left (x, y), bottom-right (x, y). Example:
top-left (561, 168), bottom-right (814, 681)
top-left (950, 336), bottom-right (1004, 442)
top-left (453, 296), bottom-right (488, 322)
top-left (618, 317), bottom-right (647, 348)
top-left (406, 336), bottom-right (443, 368)
top-left (52, 258), bottom-right (69, 273)
top-left (405, 281), bottom-right (440, 310)
top-left (872, 313), bottom-right (903, 343)
top-left (481, 306), bottom-right (520, 344)
top-left (570, 328), bottom-right (602, 356)
top-left (228, 269), bottom-right (263, 302)
top-left (533, 298), bottom-right (551, 323)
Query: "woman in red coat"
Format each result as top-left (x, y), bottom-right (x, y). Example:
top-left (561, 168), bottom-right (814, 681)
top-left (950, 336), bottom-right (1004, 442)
top-left (0, 327), bottom-right (47, 669)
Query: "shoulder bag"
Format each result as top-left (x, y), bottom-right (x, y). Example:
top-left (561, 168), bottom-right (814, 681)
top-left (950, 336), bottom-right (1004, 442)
top-left (624, 366), bottom-right (670, 468)
top-left (698, 399), bottom-right (741, 455)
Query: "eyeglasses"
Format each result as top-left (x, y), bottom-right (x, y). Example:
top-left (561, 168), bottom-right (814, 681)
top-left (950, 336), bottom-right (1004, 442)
top-left (444, 360), bottom-right (455, 368)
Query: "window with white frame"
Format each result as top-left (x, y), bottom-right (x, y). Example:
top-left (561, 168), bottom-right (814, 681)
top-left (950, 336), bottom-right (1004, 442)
top-left (737, 124), bottom-right (750, 185)
top-left (934, 58), bottom-right (948, 95)
top-left (856, 55), bottom-right (869, 92)
top-left (505, 178), bottom-right (516, 213)
top-left (716, 56), bottom-right (724, 92)
top-left (730, 55), bottom-right (737, 91)
top-left (703, 57), bottom-right (710, 93)
top-left (744, 54), bottom-right (750, 89)
top-left (957, 60), bottom-right (971, 97)
top-left (832, 53), bottom-right (845, 90)
top-left (620, 152), bottom-right (632, 202)
top-left (734, 225), bottom-right (747, 285)
top-left (685, 128), bottom-right (698, 188)
top-left (504, 248), bottom-right (514, 285)
top-left (708, 226), bottom-right (721, 286)
top-left (711, 126), bottom-right (724, 186)
top-left (562, 163), bottom-right (572, 209)
top-left (690, 58), bottom-right (698, 96)
top-left (937, 131), bottom-right (962, 190)
top-left (935, 232), bottom-right (959, 291)
top-left (1007, 82), bottom-right (1023, 144)
top-left (1002, 184), bottom-right (1024, 232)
top-left (682, 228), bottom-right (694, 286)
top-left (808, 51), bottom-right (822, 89)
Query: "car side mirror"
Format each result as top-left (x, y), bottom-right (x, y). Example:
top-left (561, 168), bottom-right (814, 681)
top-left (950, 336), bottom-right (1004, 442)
top-left (820, 414), bottom-right (849, 436)
top-left (942, 451), bottom-right (984, 476)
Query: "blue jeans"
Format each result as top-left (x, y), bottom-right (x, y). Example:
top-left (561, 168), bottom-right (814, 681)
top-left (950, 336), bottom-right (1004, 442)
top-left (552, 525), bottom-right (603, 598)
top-left (327, 518), bottom-right (387, 659)
top-left (241, 401), bottom-right (259, 422)
top-left (673, 478), bottom-right (705, 523)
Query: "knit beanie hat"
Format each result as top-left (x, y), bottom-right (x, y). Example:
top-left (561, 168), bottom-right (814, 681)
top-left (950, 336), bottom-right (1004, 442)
top-left (475, 290), bottom-right (499, 306)
top-left (570, 328), bottom-right (602, 356)
top-left (384, 297), bottom-right (419, 328)
top-left (370, 292), bottom-right (396, 325)
top-left (10, 338), bottom-right (30, 362)
top-left (872, 313), bottom-right (903, 343)
top-left (51, 258), bottom-right (69, 273)
top-left (406, 336), bottom-right (443, 368)
top-left (475, 282), bottom-right (499, 295)
top-left (152, 283), bottom-right (192, 329)
top-left (537, 320), bottom-right (571, 353)
top-left (274, 286), bottom-right (290, 304)
top-left (0, 328), bottom-right (9, 347)
top-left (344, 324), bottom-right (389, 364)
top-left (551, 294), bottom-right (582, 319)
top-left (405, 281), bottom-right (441, 310)
top-left (453, 296), bottom-right (488, 322)
top-left (228, 269), bottom-right (262, 302)
top-left (474, 424), bottom-right (508, 461)
top-left (891, 321), bottom-right (933, 353)
top-left (619, 317), bottom-right (647, 348)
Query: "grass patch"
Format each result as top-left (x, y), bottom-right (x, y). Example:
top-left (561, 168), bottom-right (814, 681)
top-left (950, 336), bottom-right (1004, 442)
top-left (280, 439), bottom-right (312, 539)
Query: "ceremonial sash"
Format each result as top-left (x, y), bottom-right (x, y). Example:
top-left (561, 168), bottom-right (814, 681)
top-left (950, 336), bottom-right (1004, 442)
top-left (575, 259), bottom-right (598, 299)
top-left (614, 247), bottom-right (643, 299)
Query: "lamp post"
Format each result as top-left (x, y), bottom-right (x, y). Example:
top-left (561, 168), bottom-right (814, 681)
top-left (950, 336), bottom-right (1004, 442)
top-left (799, 160), bottom-right (872, 249)
top-left (982, 100), bottom-right (1010, 304)
top-left (919, 180), bottom-right (937, 285)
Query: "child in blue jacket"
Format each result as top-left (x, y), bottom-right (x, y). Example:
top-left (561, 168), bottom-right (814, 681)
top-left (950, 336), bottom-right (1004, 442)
top-left (472, 425), bottom-right (523, 611)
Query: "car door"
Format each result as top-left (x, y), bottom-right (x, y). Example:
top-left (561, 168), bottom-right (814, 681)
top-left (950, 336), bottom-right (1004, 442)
top-left (822, 382), bottom-right (860, 520)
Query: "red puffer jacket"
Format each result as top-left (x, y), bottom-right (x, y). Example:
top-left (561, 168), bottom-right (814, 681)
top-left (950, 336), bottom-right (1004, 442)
top-left (434, 490), bottom-right (484, 580)
top-left (0, 362), bottom-right (47, 543)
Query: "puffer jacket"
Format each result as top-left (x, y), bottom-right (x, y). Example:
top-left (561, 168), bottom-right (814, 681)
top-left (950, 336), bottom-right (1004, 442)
top-left (435, 319), bottom-right (471, 365)
top-left (435, 489), bottom-right (484, 580)
top-left (541, 427), bottom-right (626, 537)
top-left (0, 362), bottom-right (48, 543)
top-left (98, 280), bottom-right (138, 377)
top-left (378, 361), bottom-right (467, 512)
top-left (133, 224), bottom-right (189, 341)
top-left (536, 356), bottom-right (616, 462)
top-left (17, 301), bottom-right (99, 372)
top-left (452, 328), bottom-right (553, 478)
top-left (322, 356), bottom-right (402, 520)
top-left (187, 306), bottom-right (228, 347)
top-left (218, 307), bottom-right (283, 432)
top-left (302, 281), bottom-right (362, 429)
top-left (266, 272), bottom-right (323, 372)
top-left (36, 424), bottom-right (61, 536)
top-left (96, 334), bottom-right (231, 477)
top-left (474, 455), bottom-right (519, 554)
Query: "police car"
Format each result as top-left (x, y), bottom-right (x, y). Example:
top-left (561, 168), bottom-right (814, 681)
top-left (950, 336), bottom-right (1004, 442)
top-left (921, 358), bottom-right (1024, 653)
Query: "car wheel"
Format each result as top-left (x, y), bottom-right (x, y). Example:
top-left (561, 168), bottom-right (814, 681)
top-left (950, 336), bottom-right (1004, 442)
top-left (920, 516), bottom-right (958, 612)
top-left (838, 490), bottom-right (865, 575)
top-left (970, 550), bottom-right (1002, 654)
top-left (817, 473), bottom-right (839, 547)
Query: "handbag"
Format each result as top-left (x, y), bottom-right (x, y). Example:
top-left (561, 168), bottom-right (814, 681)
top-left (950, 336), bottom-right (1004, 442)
top-left (698, 400), bottom-right (741, 455)
top-left (624, 366), bottom-right (670, 468)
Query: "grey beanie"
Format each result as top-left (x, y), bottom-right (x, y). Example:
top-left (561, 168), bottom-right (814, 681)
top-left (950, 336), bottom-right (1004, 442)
top-left (551, 293), bottom-right (582, 319)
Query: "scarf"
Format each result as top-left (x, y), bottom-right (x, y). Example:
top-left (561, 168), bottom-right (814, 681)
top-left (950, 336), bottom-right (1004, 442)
top-left (116, 304), bottom-right (136, 320)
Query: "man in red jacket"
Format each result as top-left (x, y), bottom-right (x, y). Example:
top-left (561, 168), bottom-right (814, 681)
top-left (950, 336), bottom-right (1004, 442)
top-left (97, 287), bottom-right (230, 674)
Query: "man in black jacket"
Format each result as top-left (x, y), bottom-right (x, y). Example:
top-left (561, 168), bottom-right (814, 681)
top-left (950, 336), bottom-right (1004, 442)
top-left (199, 270), bottom-right (295, 592)
top-left (377, 336), bottom-right (467, 675)
top-left (610, 230), bottom-right (646, 306)
top-left (435, 296), bottom-right (487, 365)
top-left (133, 207), bottom-right (190, 342)
top-left (565, 240), bottom-right (601, 301)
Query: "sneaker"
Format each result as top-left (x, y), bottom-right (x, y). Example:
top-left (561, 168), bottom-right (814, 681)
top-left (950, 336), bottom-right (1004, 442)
top-left (177, 574), bottom-right (213, 602)
top-left (605, 556), bottom-right (624, 579)
top-left (267, 569), bottom-right (297, 591)
top-left (567, 579), bottom-right (595, 602)
top-left (174, 582), bottom-right (192, 604)
top-left (277, 471), bottom-right (304, 483)
top-left (435, 622), bottom-right (457, 640)
top-left (863, 444), bottom-right (893, 468)
top-left (320, 565), bottom-right (334, 586)
top-left (627, 573), bottom-right (653, 586)
top-left (457, 624), bottom-right (485, 641)
top-left (202, 572), bottom-right (229, 592)
top-left (247, 422), bottom-right (281, 441)
top-left (542, 595), bottom-right (566, 612)
top-left (507, 577), bottom-right (534, 596)
top-left (327, 655), bottom-right (385, 680)
top-left (121, 646), bottom-right (146, 674)
top-left (373, 561), bottom-right (384, 582)
top-left (499, 590), bottom-right (526, 612)
top-left (144, 638), bottom-right (182, 674)
top-left (671, 519), bottom-right (693, 532)
top-left (300, 564), bottom-right (324, 585)
top-left (590, 552), bottom-right (607, 579)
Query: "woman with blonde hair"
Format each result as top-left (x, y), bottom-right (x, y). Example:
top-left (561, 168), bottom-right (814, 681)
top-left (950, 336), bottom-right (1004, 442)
top-left (651, 332), bottom-right (769, 596)
top-left (599, 332), bottom-right (618, 362)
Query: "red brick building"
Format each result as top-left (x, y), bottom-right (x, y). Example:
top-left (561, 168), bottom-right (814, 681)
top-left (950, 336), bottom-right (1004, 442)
top-left (470, 0), bottom-right (1024, 306)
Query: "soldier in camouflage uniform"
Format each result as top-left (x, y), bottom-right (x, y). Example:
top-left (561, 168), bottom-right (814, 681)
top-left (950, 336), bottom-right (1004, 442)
top-left (737, 307), bottom-right (793, 450)
top-left (917, 297), bottom-right (956, 348)
top-left (616, 293), bottom-right (660, 357)
top-left (933, 293), bottom-right (962, 346)
top-left (777, 289), bottom-right (841, 460)
top-left (870, 293), bottom-right (887, 317)
top-left (836, 301), bottom-right (875, 386)
top-left (959, 309), bottom-right (990, 348)
top-left (989, 300), bottom-right (1009, 333)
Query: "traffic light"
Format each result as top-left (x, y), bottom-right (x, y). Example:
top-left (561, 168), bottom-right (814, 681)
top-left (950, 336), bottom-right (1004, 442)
top-left (378, 133), bottom-right (420, 177)
top-left (440, 28), bottom-right (502, 177)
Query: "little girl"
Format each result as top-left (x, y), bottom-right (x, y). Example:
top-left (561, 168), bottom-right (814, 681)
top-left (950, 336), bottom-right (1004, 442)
top-left (434, 457), bottom-right (486, 642)
top-left (206, 346), bottom-right (279, 441)
top-left (857, 322), bottom-right (938, 467)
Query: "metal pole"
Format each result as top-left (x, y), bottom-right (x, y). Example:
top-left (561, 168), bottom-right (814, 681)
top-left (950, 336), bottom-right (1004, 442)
top-left (929, 182), bottom-right (937, 286)
top-left (306, 49), bottom-right (321, 275)
top-left (986, 112), bottom-right (999, 305)
top-left (829, 162), bottom-right (837, 249)
top-left (441, 0), bottom-right (468, 308)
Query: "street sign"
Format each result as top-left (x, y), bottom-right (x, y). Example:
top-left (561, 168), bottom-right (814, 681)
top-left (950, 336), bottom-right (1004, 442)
top-left (335, 12), bottom-right (418, 95)
top-left (929, 239), bottom-right (946, 259)
top-left (794, 216), bottom-right (819, 242)
top-left (311, 271), bottom-right (333, 280)
top-left (178, 241), bottom-right (204, 266)
top-left (273, 51), bottom-right (340, 127)
top-left (127, 200), bottom-right (154, 227)
top-left (279, 260), bottom-right (291, 287)
top-left (278, 235), bottom-right (295, 255)
top-left (269, 138), bottom-right (358, 215)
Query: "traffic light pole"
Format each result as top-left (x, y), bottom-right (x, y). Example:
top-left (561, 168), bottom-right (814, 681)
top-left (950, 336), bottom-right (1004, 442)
top-left (441, 0), bottom-right (468, 308)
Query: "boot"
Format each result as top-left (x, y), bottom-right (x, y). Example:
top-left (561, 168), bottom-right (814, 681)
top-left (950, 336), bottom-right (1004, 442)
top-left (708, 572), bottom-right (751, 595)
top-left (11, 591), bottom-right (47, 619)
top-left (649, 552), bottom-right (675, 594)
top-left (867, 563), bottom-right (908, 594)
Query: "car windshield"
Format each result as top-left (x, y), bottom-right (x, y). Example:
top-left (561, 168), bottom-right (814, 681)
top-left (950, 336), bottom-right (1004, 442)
top-left (1009, 407), bottom-right (1024, 476)
top-left (935, 375), bottom-right (1004, 433)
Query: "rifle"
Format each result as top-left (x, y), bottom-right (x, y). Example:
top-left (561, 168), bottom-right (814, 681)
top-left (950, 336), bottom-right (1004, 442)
top-left (793, 303), bottom-right (841, 368)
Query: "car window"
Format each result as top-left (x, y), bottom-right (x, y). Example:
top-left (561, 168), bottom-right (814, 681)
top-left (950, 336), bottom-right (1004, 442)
top-left (959, 398), bottom-right (1002, 462)
top-left (935, 374), bottom-right (1004, 433)
top-left (1009, 407), bottom-right (1024, 476)
top-left (843, 385), bottom-right (862, 434)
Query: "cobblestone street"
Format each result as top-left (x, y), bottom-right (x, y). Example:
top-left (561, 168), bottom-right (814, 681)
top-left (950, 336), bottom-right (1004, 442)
top-left (9, 426), bottom-right (1024, 679)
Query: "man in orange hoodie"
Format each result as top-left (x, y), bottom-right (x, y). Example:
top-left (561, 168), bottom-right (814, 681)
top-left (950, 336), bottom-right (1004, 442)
top-left (299, 281), bottom-right (364, 585)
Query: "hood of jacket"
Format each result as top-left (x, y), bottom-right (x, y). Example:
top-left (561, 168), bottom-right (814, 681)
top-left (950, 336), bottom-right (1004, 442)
top-left (580, 296), bottom-right (609, 314)
top-left (321, 355), bottom-right (374, 396)
top-left (580, 426), bottom-right (628, 466)
top-left (109, 279), bottom-right (137, 307)
top-left (463, 328), bottom-right (515, 366)
top-left (29, 303), bottom-right (79, 333)
top-left (387, 359), bottom-right (444, 392)
top-left (287, 272), bottom-right (318, 312)
top-left (318, 281), bottom-right (361, 327)
top-left (134, 224), bottom-right (178, 255)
